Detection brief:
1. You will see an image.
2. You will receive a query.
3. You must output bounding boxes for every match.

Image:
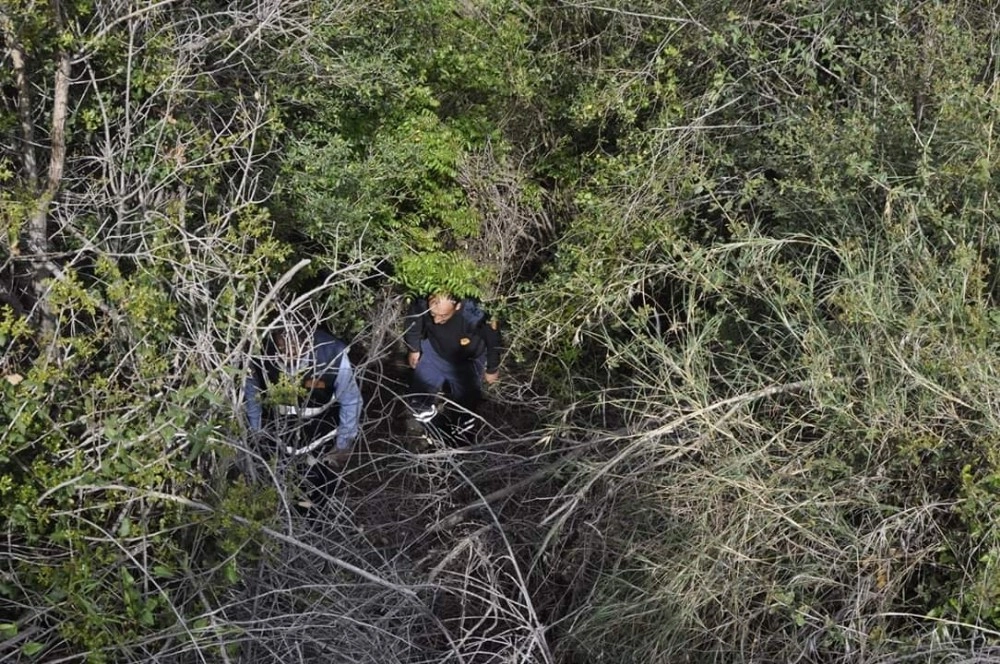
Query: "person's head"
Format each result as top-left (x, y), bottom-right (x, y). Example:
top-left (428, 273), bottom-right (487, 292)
top-left (270, 327), bottom-right (306, 362)
top-left (428, 293), bottom-right (461, 325)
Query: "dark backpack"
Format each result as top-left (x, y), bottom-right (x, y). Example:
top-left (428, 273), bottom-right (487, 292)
top-left (458, 298), bottom-right (487, 330)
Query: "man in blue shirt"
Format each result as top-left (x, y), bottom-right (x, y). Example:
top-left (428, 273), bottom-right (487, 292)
top-left (245, 326), bottom-right (362, 466)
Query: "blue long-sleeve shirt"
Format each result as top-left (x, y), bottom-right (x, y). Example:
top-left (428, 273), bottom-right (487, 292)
top-left (244, 330), bottom-right (362, 449)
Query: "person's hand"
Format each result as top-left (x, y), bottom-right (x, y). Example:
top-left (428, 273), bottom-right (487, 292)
top-left (484, 371), bottom-right (499, 385)
top-left (324, 447), bottom-right (352, 468)
top-left (408, 351), bottom-right (421, 369)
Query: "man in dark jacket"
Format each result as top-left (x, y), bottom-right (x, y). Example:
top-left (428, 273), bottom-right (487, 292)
top-left (403, 293), bottom-right (501, 439)
top-left (245, 326), bottom-right (362, 466)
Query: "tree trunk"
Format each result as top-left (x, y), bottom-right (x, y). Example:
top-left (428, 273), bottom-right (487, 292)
top-left (24, 44), bottom-right (70, 335)
top-left (4, 1), bottom-right (72, 335)
top-left (8, 43), bottom-right (37, 190)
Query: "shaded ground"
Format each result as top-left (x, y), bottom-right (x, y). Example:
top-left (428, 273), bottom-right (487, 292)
top-left (233, 348), bottom-right (589, 662)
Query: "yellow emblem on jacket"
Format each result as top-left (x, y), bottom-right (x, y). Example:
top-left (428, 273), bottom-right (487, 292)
top-left (460, 337), bottom-right (471, 346)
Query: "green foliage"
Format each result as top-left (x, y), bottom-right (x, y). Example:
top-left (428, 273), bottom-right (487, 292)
top-left (394, 251), bottom-right (491, 299)
top-left (0, 4), bottom-right (297, 660)
top-left (0, 322), bottom-right (282, 660)
top-left (8, 0), bottom-right (1000, 661)
top-left (268, 0), bottom-right (549, 304)
top-left (261, 372), bottom-right (306, 407)
top-left (497, 2), bottom-right (1000, 660)
top-left (0, 305), bottom-right (31, 348)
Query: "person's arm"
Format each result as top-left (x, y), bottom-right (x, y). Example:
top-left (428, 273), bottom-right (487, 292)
top-left (482, 316), bottom-right (502, 382)
top-left (332, 352), bottom-right (362, 450)
top-left (403, 298), bottom-right (426, 368)
top-left (244, 365), bottom-right (264, 431)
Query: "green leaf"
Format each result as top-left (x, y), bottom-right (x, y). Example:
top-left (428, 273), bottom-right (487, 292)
top-left (0, 623), bottom-right (16, 638)
top-left (22, 642), bottom-right (45, 657)
top-left (188, 438), bottom-right (206, 461)
top-left (121, 568), bottom-right (135, 586)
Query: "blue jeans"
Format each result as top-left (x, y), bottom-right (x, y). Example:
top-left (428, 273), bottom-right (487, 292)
top-left (408, 339), bottom-right (485, 414)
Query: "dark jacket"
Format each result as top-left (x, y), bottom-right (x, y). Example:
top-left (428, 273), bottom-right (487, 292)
top-left (403, 298), bottom-right (502, 373)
